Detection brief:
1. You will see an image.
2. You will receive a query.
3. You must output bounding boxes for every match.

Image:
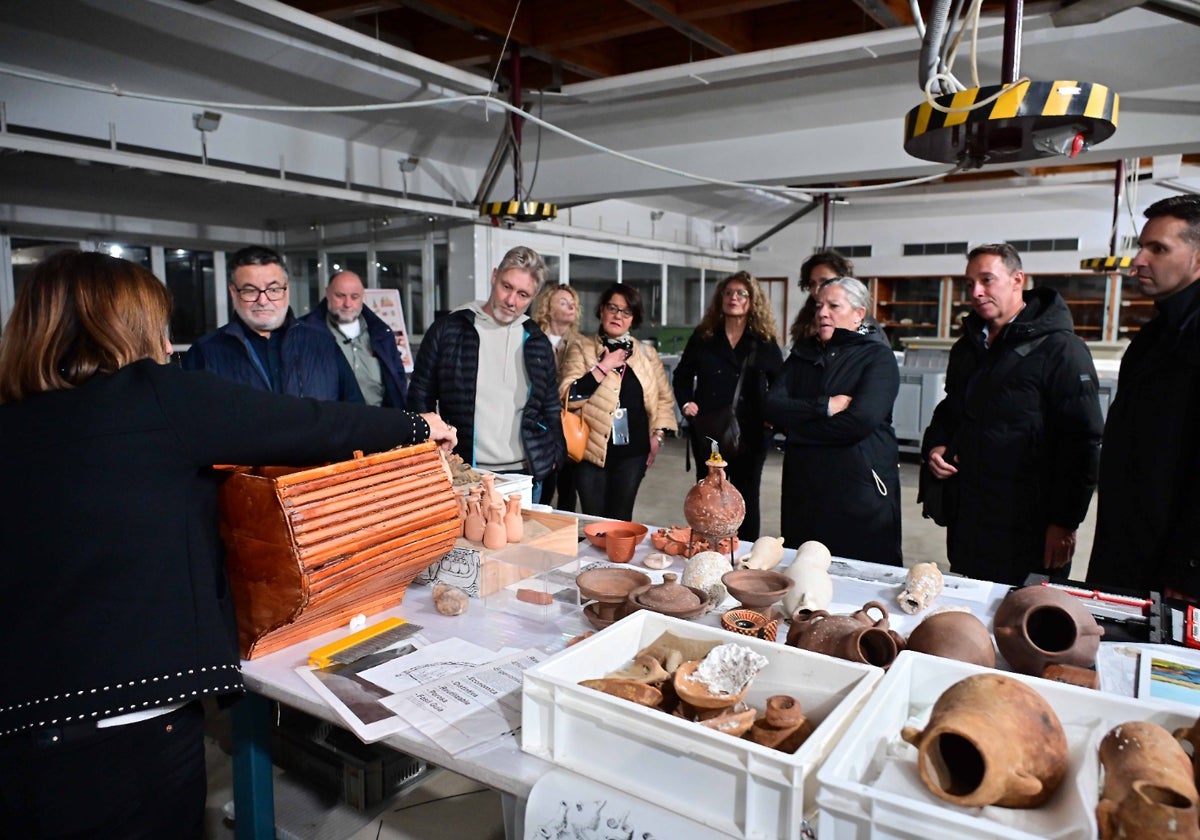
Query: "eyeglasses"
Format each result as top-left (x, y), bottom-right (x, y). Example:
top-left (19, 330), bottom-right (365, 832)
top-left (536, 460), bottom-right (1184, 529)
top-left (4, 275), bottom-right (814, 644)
top-left (603, 303), bottom-right (633, 318)
top-left (234, 285), bottom-right (288, 302)
top-left (722, 288), bottom-right (750, 299)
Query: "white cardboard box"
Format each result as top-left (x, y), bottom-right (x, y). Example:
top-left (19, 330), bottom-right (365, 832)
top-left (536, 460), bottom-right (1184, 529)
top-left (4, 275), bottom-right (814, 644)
top-left (521, 611), bottom-right (882, 840)
top-left (816, 650), bottom-right (1198, 840)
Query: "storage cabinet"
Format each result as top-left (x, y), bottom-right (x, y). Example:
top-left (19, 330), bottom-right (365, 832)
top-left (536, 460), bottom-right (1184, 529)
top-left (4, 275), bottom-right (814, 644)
top-left (869, 273), bottom-right (1132, 346)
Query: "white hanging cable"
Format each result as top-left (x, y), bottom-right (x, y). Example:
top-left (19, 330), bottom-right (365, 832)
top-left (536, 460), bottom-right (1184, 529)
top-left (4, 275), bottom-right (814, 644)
top-left (0, 64), bottom-right (959, 198)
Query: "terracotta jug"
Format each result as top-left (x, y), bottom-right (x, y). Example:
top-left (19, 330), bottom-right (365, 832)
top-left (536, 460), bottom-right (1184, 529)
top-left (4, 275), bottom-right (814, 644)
top-left (482, 498), bottom-right (507, 549)
top-left (463, 487), bottom-right (485, 542)
top-left (901, 673), bottom-right (1067, 808)
top-left (785, 600), bottom-right (899, 669)
top-left (906, 610), bottom-right (996, 668)
top-left (992, 585), bottom-right (1104, 676)
top-left (747, 695), bottom-right (814, 753)
top-left (684, 454), bottom-right (745, 553)
top-left (504, 495), bottom-right (524, 543)
top-left (1097, 721), bottom-right (1200, 840)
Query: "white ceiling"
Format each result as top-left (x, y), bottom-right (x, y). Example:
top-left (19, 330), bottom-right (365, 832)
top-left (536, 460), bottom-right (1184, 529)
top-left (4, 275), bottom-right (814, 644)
top-left (0, 0), bottom-right (1197, 236)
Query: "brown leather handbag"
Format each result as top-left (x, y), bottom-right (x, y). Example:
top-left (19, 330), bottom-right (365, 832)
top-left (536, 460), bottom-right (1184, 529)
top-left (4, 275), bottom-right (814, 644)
top-left (561, 396), bottom-right (589, 462)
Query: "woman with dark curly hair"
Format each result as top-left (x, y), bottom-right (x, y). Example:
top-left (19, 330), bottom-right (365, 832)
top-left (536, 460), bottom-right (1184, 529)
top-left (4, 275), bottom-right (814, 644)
top-left (673, 271), bottom-right (784, 540)
top-left (789, 249), bottom-right (854, 344)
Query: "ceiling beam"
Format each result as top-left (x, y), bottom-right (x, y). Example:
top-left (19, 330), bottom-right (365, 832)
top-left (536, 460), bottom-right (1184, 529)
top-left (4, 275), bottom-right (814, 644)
top-left (847, 0), bottom-right (915, 29)
top-left (623, 1), bottom-right (741, 55)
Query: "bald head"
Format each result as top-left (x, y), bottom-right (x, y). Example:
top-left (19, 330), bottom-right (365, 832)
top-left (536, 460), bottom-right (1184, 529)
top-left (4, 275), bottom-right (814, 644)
top-left (326, 271), bottom-right (365, 324)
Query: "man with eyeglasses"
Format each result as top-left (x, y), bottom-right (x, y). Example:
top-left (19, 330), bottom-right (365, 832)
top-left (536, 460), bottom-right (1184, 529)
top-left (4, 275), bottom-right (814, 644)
top-left (408, 246), bottom-right (565, 501)
top-left (184, 245), bottom-right (363, 402)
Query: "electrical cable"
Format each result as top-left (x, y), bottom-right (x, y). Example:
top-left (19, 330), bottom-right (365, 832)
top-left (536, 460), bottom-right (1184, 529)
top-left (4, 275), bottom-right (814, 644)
top-left (0, 63), bottom-right (960, 199)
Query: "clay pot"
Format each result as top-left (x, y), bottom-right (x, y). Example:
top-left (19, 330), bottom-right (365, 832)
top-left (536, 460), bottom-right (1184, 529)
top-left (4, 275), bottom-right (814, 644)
top-left (626, 573), bottom-right (711, 620)
top-left (504, 495), bottom-right (523, 542)
top-left (482, 499), bottom-right (507, 549)
top-left (722, 608), bottom-right (779, 642)
top-left (901, 673), bottom-right (1067, 808)
top-left (722, 569), bottom-right (793, 614)
top-left (1097, 721), bottom-right (1200, 840)
top-left (673, 659), bottom-right (748, 710)
top-left (786, 601), bottom-right (899, 670)
top-left (684, 457), bottom-right (746, 552)
top-left (906, 611), bottom-right (996, 668)
top-left (747, 695), bottom-right (814, 753)
top-left (605, 526), bottom-right (642, 563)
top-left (992, 585), bottom-right (1104, 676)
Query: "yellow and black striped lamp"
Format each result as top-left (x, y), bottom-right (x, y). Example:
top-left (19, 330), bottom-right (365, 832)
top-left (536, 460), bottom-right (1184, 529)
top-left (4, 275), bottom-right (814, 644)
top-left (480, 200), bottom-right (558, 223)
top-left (904, 80), bottom-right (1118, 168)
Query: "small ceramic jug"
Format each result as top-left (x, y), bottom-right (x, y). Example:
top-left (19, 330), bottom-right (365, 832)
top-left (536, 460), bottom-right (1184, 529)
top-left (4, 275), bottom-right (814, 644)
top-left (747, 695), bottom-right (814, 753)
top-left (504, 495), bottom-right (523, 543)
top-left (898, 562), bottom-right (943, 614)
top-left (482, 498), bottom-right (507, 549)
top-left (786, 600), bottom-right (899, 669)
top-left (463, 487), bottom-right (485, 542)
top-left (1096, 721), bottom-right (1200, 840)
top-left (683, 455), bottom-right (745, 554)
top-left (781, 540), bottom-right (833, 615)
top-left (901, 672), bottom-right (1067, 808)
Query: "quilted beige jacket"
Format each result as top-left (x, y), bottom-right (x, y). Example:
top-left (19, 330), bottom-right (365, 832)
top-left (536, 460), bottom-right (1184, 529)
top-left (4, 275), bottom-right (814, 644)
top-left (559, 335), bottom-right (678, 468)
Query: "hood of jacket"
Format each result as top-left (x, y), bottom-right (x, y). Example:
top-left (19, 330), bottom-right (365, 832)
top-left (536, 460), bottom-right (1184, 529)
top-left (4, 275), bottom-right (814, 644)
top-left (961, 286), bottom-right (1076, 346)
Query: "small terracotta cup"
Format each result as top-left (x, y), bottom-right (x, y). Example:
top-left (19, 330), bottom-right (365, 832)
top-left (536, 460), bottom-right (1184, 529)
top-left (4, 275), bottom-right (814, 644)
top-left (605, 526), bottom-right (642, 563)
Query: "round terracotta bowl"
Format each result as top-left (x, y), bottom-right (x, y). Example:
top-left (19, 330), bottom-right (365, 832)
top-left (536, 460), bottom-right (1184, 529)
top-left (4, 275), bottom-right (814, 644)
top-left (627, 573), bottom-right (711, 620)
top-left (583, 520), bottom-right (649, 549)
top-left (673, 659), bottom-right (749, 709)
top-left (722, 569), bottom-right (793, 610)
top-left (577, 567), bottom-right (652, 605)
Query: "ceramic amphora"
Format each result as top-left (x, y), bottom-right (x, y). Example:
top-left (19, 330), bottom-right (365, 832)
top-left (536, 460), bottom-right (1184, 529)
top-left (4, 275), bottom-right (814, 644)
top-left (684, 456), bottom-right (745, 550)
top-left (901, 672), bottom-right (1067, 808)
top-left (992, 584), bottom-right (1104, 676)
top-left (1097, 721), bottom-right (1200, 840)
top-left (785, 600), bottom-right (899, 669)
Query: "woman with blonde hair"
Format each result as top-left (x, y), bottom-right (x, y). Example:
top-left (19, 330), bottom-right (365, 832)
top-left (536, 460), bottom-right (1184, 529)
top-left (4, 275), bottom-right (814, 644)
top-left (532, 283), bottom-right (583, 509)
top-left (0, 251), bottom-right (455, 837)
top-left (673, 271), bottom-right (784, 539)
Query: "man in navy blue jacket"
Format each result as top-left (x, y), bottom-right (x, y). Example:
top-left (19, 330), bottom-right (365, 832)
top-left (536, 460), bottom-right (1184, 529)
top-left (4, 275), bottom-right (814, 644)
top-left (301, 270), bottom-right (407, 408)
top-left (184, 246), bottom-right (363, 402)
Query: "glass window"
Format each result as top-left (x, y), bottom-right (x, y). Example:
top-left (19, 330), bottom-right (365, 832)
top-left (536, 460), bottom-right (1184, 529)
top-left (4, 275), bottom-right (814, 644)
top-left (95, 243), bottom-right (150, 267)
top-left (11, 238), bottom-right (78, 296)
top-left (376, 249), bottom-right (422, 334)
top-left (621, 261), bottom-right (662, 337)
top-left (285, 252), bottom-right (322, 316)
top-left (164, 249), bottom-right (216, 345)
top-left (569, 255), bottom-right (618, 334)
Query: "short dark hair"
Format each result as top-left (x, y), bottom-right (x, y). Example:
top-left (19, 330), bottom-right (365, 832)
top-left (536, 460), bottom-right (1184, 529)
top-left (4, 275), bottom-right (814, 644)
top-left (596, 283), bottom-right (644, 330)
top-left (801, 250), bottom-right (853, 289)
top-left (967, 242), bottom-right (1023, 273)
top-left (228, 245), bottom-right (286, 283)
top-left (1145, 195), bottom-right (1200, 247)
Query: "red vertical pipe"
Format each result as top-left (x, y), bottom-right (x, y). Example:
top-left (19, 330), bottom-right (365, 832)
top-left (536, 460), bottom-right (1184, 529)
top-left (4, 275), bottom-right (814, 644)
top-left (510, 44), bottom-right (523, 201)
top-left (1001, 0), bottom-right (1023, 84)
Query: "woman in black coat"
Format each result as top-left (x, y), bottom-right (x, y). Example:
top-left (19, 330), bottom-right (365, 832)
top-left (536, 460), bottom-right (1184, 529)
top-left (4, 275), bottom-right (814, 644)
top-left (0, 251), bottom-right (456, 838)
top-left (674, 271), bottom-right (783, 540)
top-left (765, 277), bottom-right (902, 566)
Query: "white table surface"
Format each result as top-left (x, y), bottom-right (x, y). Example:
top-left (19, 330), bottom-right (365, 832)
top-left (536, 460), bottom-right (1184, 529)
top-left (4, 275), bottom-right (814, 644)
top-left (239, 526), bottom-right (1010, 801)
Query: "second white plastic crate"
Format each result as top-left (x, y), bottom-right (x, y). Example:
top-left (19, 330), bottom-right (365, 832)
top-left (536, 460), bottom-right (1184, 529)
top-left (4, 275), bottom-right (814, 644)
top-left (521, 610), bottom-right (883, 840)
top-left (816, 649), bottom-right (1199, 840)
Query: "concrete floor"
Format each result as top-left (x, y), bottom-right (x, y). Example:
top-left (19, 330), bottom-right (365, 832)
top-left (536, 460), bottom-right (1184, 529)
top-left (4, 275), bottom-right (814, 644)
top-left (204, 435), bottom-right (1098, 838)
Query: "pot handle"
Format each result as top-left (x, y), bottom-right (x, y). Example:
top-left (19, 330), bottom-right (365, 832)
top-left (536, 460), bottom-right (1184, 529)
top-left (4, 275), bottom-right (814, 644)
top-left (861, 600), bottom-right (890, 628)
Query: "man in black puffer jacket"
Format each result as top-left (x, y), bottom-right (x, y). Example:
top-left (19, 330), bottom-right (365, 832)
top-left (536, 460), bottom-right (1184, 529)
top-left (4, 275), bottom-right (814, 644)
top-left (408, 246), bottom-right (565, 499)
top-left (922, 243), bottom-right (1104, 585)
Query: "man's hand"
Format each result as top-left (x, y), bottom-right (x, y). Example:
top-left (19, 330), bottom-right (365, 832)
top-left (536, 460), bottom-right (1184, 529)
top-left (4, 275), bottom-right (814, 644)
top-left (828, 394), bottom-right (853, 415)
top-left (1043, 524), bottom-right (1077, 570)
top-left (927, 445), bottom-right (958, 479)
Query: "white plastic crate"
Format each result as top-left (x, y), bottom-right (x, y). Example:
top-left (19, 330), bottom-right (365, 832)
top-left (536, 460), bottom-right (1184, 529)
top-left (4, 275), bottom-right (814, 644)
top-left (521, 611), bottom-right (882, 840)
top-left (816, 649), bottom-right (1198, 840)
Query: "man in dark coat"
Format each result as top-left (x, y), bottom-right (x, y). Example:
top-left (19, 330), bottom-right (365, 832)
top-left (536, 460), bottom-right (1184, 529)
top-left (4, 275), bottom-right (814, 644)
top-left (407, 245), bottom-right (565, 499)
top-left (1088, 195), bottom-right (1200, 599)
top-left (301, 270), bottom-right (408, 408)
top-left (184, 245), bottom-right (363, 402)
top-left (922, 243), bottom-right (1103, 585)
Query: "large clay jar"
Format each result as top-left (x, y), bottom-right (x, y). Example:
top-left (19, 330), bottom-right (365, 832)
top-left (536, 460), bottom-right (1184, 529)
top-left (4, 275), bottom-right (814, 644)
top-left (992, 585), bottom-right (1104, 676)
top-left (1174, 715), bottom-right (1200, 789)
top-left (786, 600), bottom-right (899, 669)
top-left (1097, 721), bottom-right (1200, 840)
top-left (684, 455), bottom-right (745, 554)
top-left (906, 610), bottom-right (996, 668)
top-left (901, 673), bottom-right (1067, 808)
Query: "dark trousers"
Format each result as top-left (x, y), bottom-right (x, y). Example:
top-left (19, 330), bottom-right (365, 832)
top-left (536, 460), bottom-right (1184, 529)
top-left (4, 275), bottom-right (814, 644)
top-left (575, 455), bottom-right (647, 521)
top-left (0, 702), bottom-right (206, 839)
top-left (690, 432), bottom-right (770, 541)
top-left (540, 461), bottom-right (578, 512)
